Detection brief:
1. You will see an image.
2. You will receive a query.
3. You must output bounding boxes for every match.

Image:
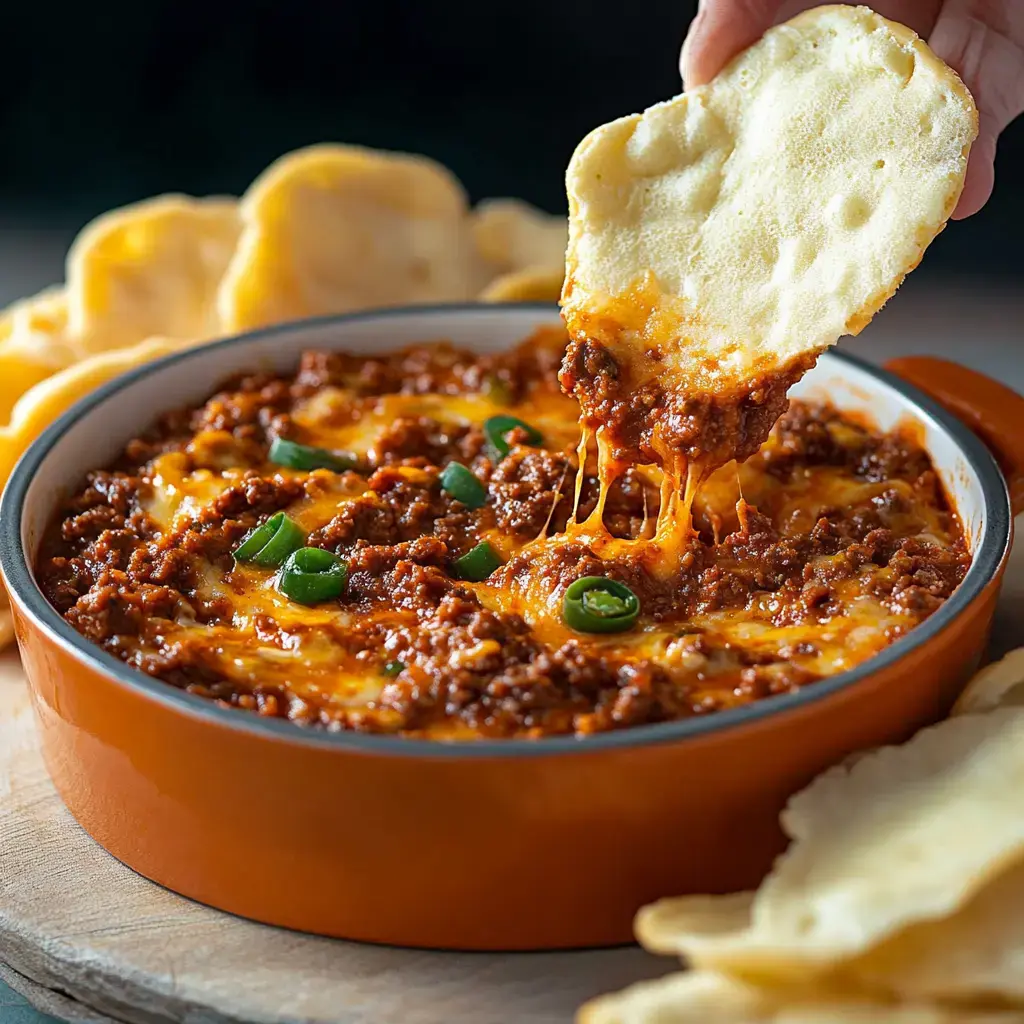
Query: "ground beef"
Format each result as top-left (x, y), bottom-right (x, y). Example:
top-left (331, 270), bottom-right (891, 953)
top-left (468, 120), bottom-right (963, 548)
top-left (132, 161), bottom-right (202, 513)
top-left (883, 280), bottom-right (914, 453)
top-left (37, 330), bottom-right (971, 739)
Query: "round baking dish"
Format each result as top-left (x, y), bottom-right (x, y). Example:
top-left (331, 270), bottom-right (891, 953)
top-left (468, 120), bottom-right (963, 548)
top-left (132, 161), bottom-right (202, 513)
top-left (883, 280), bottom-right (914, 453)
top-left (3, 305), bottom-right (1023, 951)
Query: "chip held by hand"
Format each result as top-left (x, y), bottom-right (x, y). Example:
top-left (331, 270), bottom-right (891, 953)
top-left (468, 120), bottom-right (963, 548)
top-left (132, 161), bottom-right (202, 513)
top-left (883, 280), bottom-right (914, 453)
top-left (561, 4), bottom-right (978, 462)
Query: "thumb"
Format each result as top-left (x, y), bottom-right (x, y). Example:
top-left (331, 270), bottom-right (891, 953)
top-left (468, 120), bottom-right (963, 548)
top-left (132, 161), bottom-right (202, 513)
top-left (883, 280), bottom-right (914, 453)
top-left (681, 0), bottom-right (786, 90)
top-left (928, 1), bottom-right (1024, 218)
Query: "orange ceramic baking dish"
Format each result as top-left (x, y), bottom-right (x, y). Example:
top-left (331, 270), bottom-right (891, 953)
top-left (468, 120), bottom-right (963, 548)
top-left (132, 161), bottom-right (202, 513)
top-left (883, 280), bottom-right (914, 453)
top-left (2, 305), bottom-right (1023, 951)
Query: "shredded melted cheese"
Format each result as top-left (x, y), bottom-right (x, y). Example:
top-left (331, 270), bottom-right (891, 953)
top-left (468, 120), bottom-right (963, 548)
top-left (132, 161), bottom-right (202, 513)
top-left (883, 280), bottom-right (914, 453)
top-left (106, 334), bottom-right (966, 737)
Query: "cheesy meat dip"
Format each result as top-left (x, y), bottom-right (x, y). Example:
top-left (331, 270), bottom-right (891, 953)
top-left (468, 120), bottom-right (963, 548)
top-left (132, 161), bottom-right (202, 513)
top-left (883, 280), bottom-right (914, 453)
top-left (38, 329), bottom-right (969, 739)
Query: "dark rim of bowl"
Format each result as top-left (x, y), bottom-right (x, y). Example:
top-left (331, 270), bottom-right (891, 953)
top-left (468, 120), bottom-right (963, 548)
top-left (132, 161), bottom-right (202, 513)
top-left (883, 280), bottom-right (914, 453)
top-left (0, 303), bottom-right (1011, 759)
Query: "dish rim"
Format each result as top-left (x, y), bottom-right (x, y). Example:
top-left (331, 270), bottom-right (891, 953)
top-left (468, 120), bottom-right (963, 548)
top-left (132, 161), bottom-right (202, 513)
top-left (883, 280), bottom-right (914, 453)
top-left (0, 302), bottom-right (1011, 759)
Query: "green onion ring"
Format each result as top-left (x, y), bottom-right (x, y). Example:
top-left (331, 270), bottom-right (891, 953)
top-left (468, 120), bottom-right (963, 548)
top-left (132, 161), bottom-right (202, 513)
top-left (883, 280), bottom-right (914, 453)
top-left (233, 512), bottom-right (306, 567)
top-left (452, 541), bottom-right (503, 582)
top-left (440, 462), bottom-right (487, 509)
top-left (483, 414), bottom-right (542, 459)
top-left (562, 576), bottom-right (640, 634)
top-left (268, 437), bottom-right (359, 473)
top-left (383, 660), bottom-right (405, 677)
top-left (277, 547), bottom-right (349, 604)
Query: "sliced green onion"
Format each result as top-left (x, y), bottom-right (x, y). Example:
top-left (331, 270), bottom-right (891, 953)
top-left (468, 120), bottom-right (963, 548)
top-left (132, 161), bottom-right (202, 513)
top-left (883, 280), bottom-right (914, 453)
top-left (440, 462), bottom-right (487, 509)
top-left (482, 373), bottom-right (513, 406)
top-left (233, 512), bottom-right (305, 567)
top-left (277, 547), bottom-right (349, 604)
top-left (452, 541), bottom-right (502, 582)
top-left (383, 660), bottom-right (405, 677)
top-left (563, 576), bottom-right (640, 634)
top-left (268, 437), bottom-right (358, 473)
top-left (483, 414), bottom-right (542, 459)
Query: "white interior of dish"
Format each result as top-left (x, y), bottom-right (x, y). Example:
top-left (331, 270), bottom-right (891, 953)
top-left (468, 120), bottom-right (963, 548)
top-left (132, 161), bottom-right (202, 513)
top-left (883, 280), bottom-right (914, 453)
top-left (791, 359), bottom-right (985, 551)
top-left (20, 306), bottom-right (987, 564)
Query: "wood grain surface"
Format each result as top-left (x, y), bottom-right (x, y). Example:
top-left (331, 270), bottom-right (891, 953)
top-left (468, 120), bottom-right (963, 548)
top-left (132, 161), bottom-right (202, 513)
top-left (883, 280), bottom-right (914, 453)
top-left (0, 962), bottom-right (113, 1024)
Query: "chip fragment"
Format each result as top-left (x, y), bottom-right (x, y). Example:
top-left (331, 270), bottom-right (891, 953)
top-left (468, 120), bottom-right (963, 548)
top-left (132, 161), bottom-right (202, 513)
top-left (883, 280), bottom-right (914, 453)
top-left (0, 336), bottom-right (188, 491)
top-left (633, 709), bottom-right (1024, 998)
top-left (0, 288), bottom-right (76, 424)
top-left (479, 266), bottom-right (564, 303)
top-left (579, 970), bottom-right (1022, 1023)
top-left (953, 648), bottom-right (1024, 716)
top-left (67, 196), bottom-right (240, 354)
top-left (471, 197), bottom-right (567, 279)
top-left (217, 144), bottom-right (475, 332)
top-left (846, 855), bottom-right (1024, 1002)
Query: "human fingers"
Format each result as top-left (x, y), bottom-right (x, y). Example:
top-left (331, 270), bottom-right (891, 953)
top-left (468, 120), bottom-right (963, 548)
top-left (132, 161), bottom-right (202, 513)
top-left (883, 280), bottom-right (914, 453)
top-left (929, 0), bottom-right (1024, 217)
top-left (680, 0), bottom-right (785, 90)
top-left (682, 0), bottom-right (942, 89)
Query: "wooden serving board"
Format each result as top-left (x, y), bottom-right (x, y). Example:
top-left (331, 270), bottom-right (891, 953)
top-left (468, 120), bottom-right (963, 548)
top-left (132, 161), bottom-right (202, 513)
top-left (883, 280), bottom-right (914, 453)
top-left (2, 533), bottom-right (1022, 1024)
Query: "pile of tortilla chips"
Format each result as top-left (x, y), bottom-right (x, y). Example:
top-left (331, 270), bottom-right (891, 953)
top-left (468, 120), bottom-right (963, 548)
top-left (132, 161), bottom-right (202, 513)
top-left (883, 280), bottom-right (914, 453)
top-left (0, 143), bottom-right (568, 645)
top-left (582, 648), bottom-right (1024, 1022)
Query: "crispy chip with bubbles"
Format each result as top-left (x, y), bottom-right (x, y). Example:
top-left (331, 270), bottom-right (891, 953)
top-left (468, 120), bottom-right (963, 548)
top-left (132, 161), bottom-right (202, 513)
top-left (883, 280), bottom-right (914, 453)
top-left (67, 195), bottom-right (240, 355)
top-left (218, 144), bottom-right (474, 332)
top-left (562, 6), bottom-right (976, 406)
top-left (579, 970), bottom-right (1021, 1023)
top-left (635, 709), bottom-right (1024, 991)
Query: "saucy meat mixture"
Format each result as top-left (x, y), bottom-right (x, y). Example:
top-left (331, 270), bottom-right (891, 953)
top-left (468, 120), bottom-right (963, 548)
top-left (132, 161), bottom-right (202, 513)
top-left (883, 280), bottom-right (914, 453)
top-left (559, 279), bottom-right (820, 471)
top-left (38, 329), bottom-right (970, 739)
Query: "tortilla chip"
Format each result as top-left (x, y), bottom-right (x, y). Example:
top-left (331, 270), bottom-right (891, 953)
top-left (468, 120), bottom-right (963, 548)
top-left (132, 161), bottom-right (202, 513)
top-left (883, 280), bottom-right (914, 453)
top-left (562, 6), bottom-right (976, 399)
top-left (953, 649), bottom-right (1024, 716)
top-left (471, 197), bottom-right (567, 275)
top-left (0, 334), bottom-right (187, 652)
top-left (0, 336), bottom-right (188, 491)
top-left (640, 858), bottom-right (1024, 1005)
top-left (635, 709), bottom-right (1024, 983)
top-left (479, 266), bottom-right (564, 303)
top-left (218, 144), bottom-right (474, 332)
top-left (844, 854), bottom-right (1024, 1003)
top-left (0, 288), bottom-right (77, 424)
top-left (579, 970), bottom-right (1019, 1023)
top-left (8, 285), bottom-right (68, 338)
top-left (67, 195), bottom-right (240, 354)
top-left (637, 892), bottom-right (755, 957)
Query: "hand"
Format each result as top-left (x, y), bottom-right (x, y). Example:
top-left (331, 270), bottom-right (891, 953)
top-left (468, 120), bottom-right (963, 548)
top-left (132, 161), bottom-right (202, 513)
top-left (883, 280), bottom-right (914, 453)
top-left (680, 1), bottom-right (1024, 218)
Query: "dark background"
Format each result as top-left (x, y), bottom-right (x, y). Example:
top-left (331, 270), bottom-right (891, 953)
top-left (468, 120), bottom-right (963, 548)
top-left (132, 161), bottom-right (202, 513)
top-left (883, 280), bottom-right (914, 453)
top-left (0, 0), bottom-right (1020, 283)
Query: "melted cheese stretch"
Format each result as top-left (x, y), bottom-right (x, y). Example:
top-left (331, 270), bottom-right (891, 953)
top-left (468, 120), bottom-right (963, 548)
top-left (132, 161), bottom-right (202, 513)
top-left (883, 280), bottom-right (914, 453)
top-left (120, 334), bottom-right (967, 738)
top-left (563, 427), bottom-right (706, 582)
